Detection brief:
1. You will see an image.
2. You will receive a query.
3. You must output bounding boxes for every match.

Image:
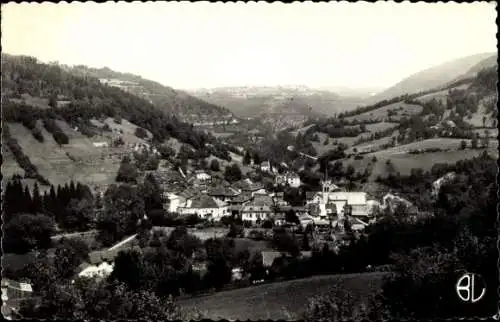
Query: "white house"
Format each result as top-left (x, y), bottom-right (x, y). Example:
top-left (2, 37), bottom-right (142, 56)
top-left (93, 141), bottom-right (109, 148)
top-left (164, 192), bottom-right (189, 213)
top-left (194, 170), bottom-right (211, 182)
top-left (77, 262), bottom-right (114, 280)
top-left (178, 194), bottom-right (230, 221)
top-left (285, 172), bottom-right (301, 188)
top-left (260, 161), bottom-right (271, 172)
top-left (306, 180), bottom-right (367, 219)
top-left (432, 172), bottom-right (457, 197)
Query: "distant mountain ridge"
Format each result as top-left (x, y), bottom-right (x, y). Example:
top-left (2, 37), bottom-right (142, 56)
top-left (368, 52), bottom-right (496, 104)
top-left (188, 86), bottom-right (365, 119)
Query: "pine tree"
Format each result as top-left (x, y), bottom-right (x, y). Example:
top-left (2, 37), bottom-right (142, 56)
top-left (31, 182), bottom-right (42, 214)
top-left (243, 151), bottom-right (252, 165)
top-left (23, 186), bottom-right (33, 213)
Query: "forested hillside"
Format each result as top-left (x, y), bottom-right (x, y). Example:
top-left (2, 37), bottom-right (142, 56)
top-left (68, 65), bottom-right (235, 124)
top-left (1, 54), bottom-right (239, 186)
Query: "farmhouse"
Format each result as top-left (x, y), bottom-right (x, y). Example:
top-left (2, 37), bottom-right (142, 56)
top-left (275, 171), bottom-right (301, 188)
top-left (207, 184), bottom-right (240, 204)
top-left (233, 178), bottom-right (266, 196)
top-left (241, 194), bottom-right (274, 223)
top-left (260, 161), bottom-right (271, 172)
top-left (178, 194), bottom-right (231, 221)
top-left (76, 262), bottom-right (114, 280)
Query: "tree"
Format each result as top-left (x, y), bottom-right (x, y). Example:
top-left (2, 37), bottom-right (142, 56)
top-left (30, 182), bottom-right (43, 214)
top-left (285, 209), bottom-right (300, 224)
top-left (97, 184), bottom-right (145, 246)
top-left (227, 222), bottom-right (244, 238)
top-left (134, 127), bottom-right (149, 139)
top-left (3, 213), bottom-right (56, 254)
top-left (210, 159), bottom-right (220, 172)
top-left (302, 233), bottom-right (311, 251)
top-left (19, 279), bottom-right (184, 320)
top-left (481, 131), bottom-right (490, 149)
top-left (166, 227), bottom-right (202, 258)
top-left (110, 249), bottom-right (145, 291)
top-left (471, 137), bottom-right (478, 149)
top-left (54, 237), bottom-right (90, 280)
top-left (224, 163), bottom-right (243, 182)
top-left (253, 152), bottom-right (261, 166)
top-left (116, 156), bottom-right (138, 184)
top-left (62, 198), bottom-right (94, 231)
top-left (203, 238), bottom-right (235, 290)
top-left (243, 150), bottom-right (252, 165)
top-left (139, 173), bottom-right (165, 223)
top-left (272, 230), bottom-right (300, 257)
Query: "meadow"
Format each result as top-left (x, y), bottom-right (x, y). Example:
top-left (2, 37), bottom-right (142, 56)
top-left (344, 102), bottom-right (423, 122)
top-left (178, 272), bottom-right (387, 320)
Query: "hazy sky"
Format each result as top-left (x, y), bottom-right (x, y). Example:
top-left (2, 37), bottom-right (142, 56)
top-left (2, 2), bottom-right (497, 90)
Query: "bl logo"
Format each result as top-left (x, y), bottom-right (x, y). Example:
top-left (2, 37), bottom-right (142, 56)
top-left (456, 273), bottom-right (486, 303)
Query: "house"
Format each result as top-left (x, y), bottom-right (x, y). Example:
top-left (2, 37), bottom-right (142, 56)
top-left (272, 191), bottom-right (288, 207)
top-left (327, 191), bottom-right (368, 217)
top-left (207, 184), bottom-right (241, 204)
top-left (194, 170), bottom-right (212, 182)
top-left (261, 251), bottom-right (283, 268)
top-left (92, 141), bottom-right (109, 148)
top-left (228, 192), bottom-right (253, 217)
top-left (432, 172), bottom-right (457, 197)
top-left (233, 179), bottom-right (266, 196)
top-left (274, 213), bottom-right (286, 227)
top-left (260, 161), bottom-right (271, 172)
top-left (178, 194), bottom-right (230, 221)
top-left (231, 267), bottom-right (245, 281)
top-left (1, 279), bottom-right (34, 320)
top-left (285, 171), bottom-right (301, 188)
top-left (76, 261), bottom-right (114, 280)
top-left (241, 194), bottom-right (274, 223)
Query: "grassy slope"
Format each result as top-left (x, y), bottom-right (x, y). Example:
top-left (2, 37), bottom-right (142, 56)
top-left (344, 102), bottom-right (423, 122)
top-left (178, 272), bottom-right (386, 320)
top-left (5, 117), bottom-right (156, 188)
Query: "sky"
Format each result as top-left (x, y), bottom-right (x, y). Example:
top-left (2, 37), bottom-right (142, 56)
top-left (2, 2), bottom-right (497, 90)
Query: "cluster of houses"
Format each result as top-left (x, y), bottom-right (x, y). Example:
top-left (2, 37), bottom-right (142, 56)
top-left (154, 164), bottom-right (386, 232)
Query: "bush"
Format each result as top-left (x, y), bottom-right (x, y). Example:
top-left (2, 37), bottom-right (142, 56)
top-left (43, 118), bottom-right (69, 145)
top-left (31, 128), bottom-right (45, 142)
top-left (135, 127), bottom-right (149, 139)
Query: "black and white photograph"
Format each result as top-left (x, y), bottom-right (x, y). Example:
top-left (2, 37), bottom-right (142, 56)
top-left (1, 1), bottom-right (498, 320)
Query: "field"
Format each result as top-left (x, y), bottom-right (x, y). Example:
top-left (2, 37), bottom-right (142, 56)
top-left (6, 120), bottom-right (126, 188)
top-left (178, 272), bottom-right (387, 320)
top-left (344, 102), bottom-right (423, 122)
top-left (365, 122), bottom-right (399, 132)
top-left (338, 138), bottom-right (499, 181)
top-left (415, 84), bottom-right (469, 103)
top-left (233, 237), bottom-right (273, 253)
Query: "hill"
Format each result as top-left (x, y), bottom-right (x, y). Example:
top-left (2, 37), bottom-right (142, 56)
top-left (178, 272), bottom-right (386, 320)
top-left (188, 86), bottom-right (365, 131)
top-left (67, 65), bottom-right (235, 125)
top-left (369, 52), bottom-right (496, 103)
top-left (1, 54), bottom-right (239, 188)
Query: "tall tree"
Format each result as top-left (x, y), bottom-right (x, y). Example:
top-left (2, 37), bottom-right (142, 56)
top-left (97, 184), bottom-right (145, 246)
top-left (243, 150), bottom-right (252, 165)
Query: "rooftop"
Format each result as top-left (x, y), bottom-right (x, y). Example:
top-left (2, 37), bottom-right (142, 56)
top-left (190, 194), bottom-right (219, 209)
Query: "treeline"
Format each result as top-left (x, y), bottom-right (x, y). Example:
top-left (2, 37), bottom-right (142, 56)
top-left (3, 177), bottom-right (96, 250)
top-left (2, 124), bottom-right (50, 185)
